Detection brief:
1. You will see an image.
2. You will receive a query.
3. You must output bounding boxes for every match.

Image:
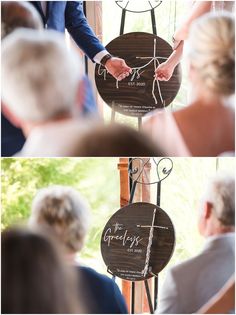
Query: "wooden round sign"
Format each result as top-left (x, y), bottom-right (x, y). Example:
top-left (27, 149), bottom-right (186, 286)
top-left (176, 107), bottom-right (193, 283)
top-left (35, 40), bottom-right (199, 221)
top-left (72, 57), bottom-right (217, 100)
top-left (101, 202), bottom-right (175, 281)
top-left (95, 32), bottom-right (181, 117)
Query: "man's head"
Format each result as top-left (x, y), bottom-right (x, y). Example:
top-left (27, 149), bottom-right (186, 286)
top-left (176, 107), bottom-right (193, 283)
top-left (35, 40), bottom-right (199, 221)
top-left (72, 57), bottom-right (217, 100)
top-left (198, 173), bottom-right (235, 237)
top-left (71, 123), bottom-right (164, 156)
top-left (1, 29), bottom-right (83, 133)
top-left (29, 185), bottom-right (90, 255)
top-left (1, 1), bottom-right (43, 39)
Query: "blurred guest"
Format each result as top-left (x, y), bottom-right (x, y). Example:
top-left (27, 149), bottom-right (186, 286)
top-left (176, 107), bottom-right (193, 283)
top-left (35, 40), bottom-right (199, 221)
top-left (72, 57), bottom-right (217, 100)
top-left (1, 29), bottom-right (97, 157)
top-left (2, 227), bottom-right (82, 314)
top-left (144, 12), bottom-right (235, 156)
top-left (156, 173), bottom-right (235, 314)
top-left (29, 1), bottom-right (131, 81)
top-left (72, 123), bottom-right (164, 156)
top-left (1, 1), bottom-right (43, 157)
top-left (1, 1), bottom-right (98, 157)
top-left (29, 185), bottom-right (128, 314)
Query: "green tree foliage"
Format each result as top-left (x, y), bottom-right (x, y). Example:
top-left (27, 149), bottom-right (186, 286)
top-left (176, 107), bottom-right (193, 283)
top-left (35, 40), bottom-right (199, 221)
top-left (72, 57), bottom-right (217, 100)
top-left (1, 158), bottom-right (120, 262)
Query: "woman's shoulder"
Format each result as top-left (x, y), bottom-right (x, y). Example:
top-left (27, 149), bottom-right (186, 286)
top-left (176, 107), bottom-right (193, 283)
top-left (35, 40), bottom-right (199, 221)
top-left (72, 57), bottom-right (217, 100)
top-left (143, 109), bottom-right (174, 130)
top-left (143, 109), bottom-right (191, 157)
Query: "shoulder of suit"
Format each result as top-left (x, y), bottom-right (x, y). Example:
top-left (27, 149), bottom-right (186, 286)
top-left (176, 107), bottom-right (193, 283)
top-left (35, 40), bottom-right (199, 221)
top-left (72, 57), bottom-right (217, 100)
top-left (166, 252), bottom-right (207, 278)
top-left (79, 266), bottom-right (116, 284)
top-left (167, 235), bottom-right (235, 277)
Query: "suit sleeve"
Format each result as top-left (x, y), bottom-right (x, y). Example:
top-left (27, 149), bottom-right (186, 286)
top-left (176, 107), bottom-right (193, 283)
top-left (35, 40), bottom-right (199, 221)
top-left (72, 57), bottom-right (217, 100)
top-left (65, 1), bottom-right (105, 61)
top-left (111, 281), bottom-right (128, 314)
top-left (156, 269), bottom-right (182, 314)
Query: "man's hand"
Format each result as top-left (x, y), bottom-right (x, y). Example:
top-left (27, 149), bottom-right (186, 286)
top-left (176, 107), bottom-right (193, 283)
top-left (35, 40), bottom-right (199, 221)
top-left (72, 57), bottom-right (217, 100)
top-left (155, 61), bottom-right (175, 81)
top-left (105, 57), bottom-right (132, 81)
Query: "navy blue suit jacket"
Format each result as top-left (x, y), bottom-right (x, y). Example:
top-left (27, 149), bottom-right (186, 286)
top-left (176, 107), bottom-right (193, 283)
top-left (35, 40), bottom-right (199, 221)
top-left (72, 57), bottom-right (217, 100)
top-left (30, 1), bottom-right (105, 60)
top-left (1, 114), bottom-right (25, 157)
top-left (79, 266), bottom-right (128, 314)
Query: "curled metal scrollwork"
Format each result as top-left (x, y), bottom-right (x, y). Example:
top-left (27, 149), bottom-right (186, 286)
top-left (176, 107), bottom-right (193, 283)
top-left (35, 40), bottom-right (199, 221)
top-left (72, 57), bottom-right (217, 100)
top-left (128, 157), bottom-right (173, 185)
top-left (115, 0), bottom-right (162, 13)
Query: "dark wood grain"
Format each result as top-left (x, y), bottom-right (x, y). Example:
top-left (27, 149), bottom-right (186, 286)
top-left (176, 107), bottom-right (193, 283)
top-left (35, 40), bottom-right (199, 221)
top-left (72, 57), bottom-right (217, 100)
top-left (101, 202), bottom-right (175, 281)
top-left (95, 32), bottom-right (181, 117)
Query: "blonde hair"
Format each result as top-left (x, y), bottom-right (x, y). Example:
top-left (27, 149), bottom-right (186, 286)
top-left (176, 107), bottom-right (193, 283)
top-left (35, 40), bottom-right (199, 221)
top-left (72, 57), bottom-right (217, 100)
top-left (188, 12), bottom-right (235, 96)
top-left (29, 186), bottom-right (90, 253)
top-left (1, 29), bottom-right (83, 122)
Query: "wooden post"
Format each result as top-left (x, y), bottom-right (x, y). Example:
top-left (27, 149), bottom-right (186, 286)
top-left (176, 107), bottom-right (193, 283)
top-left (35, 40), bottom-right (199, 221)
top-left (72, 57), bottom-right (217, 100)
top-left (117, 158), bottom-right (131, 312)
top-left (117, 158), bottom-right (129, 207)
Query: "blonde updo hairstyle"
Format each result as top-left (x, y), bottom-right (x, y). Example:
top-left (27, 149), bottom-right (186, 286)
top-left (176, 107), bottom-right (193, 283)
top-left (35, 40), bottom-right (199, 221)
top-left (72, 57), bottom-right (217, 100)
top-left (188, 12), bottom-right (235, 96)
top-left (29, 186), bottom-right (90, 254)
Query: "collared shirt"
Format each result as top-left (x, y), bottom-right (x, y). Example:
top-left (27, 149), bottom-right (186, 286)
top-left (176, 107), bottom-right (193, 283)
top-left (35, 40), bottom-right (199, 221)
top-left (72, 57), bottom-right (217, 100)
top-left (93, 50), bottom-right (108, 64)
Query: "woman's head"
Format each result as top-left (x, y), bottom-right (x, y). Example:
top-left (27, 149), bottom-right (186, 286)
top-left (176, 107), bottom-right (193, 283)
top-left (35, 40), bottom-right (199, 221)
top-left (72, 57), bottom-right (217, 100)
top-left (2, 227), bottom-right (80, 314)
top-left (29, 186), bottom-right (90, 254)
top-left (187, 12), bottom-right (235, 97)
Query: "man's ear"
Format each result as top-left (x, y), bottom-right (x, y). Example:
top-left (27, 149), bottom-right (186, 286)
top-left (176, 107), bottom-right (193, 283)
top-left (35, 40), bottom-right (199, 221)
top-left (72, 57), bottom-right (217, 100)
top-left (1, 101), bottom-right (22, 128)
top-left (203, 201), bottom-right (213, 219)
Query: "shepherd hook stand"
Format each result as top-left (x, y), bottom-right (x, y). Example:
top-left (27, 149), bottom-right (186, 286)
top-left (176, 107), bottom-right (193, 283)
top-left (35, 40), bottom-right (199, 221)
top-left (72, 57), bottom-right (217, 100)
top-left (128, 157), bottom-right (173, 314)
top-left (111, 1), bottom-right (162, 129)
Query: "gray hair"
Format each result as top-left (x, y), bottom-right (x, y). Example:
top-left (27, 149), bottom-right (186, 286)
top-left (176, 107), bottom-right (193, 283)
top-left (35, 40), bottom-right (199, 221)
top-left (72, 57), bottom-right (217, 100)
top-left (202, 173), bottom-right (235, 226)
top-left (29, 186), bottom-right (90, 253)
top-left (1, 29), bottom-right (83, 122)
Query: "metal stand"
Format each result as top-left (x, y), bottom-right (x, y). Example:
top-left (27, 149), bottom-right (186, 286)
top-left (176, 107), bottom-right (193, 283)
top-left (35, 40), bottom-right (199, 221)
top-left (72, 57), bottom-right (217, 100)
top-left (144, 279), bottom-right (154, 314)
top-left (120, 7), bottom-right (127, 35)
top-left (128, 158), bottom-right (173, 314)
top-left (111, 3), bottom-right (158, 126)
top-left (154, 181), bottom-right (161, 310)
top-left (150, 9), bottom-right (157, 35)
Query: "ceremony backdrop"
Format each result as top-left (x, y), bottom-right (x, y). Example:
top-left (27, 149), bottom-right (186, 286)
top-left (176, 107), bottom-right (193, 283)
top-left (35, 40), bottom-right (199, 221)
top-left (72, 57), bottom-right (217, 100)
top-left (85, 1), bottom-right (190, 125)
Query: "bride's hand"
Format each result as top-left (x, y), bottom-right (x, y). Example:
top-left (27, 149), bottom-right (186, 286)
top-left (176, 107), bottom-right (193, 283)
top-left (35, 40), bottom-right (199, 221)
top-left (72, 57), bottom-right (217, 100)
top-left (155, 61), bottom-right (175, 81)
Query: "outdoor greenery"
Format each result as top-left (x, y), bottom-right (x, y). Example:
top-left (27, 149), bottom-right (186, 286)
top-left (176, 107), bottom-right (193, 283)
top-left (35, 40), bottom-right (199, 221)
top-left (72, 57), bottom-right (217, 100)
top-left (1, 158), bottom-right (120, 269)
top-left (1, 157), bottom-right (234, 280)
